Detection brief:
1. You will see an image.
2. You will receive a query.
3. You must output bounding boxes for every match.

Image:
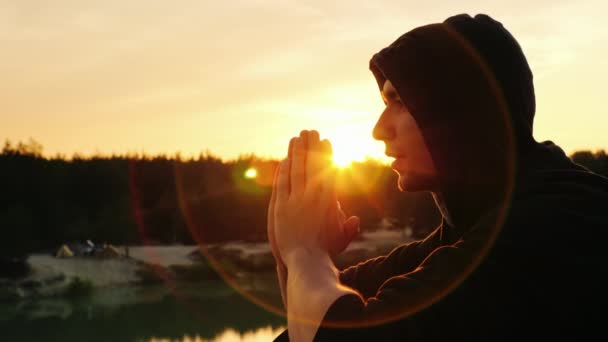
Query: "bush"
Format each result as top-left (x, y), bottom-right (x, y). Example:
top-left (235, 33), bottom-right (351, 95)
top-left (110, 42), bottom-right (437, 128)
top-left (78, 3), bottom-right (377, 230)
top-left (135, 262), bottom-right (168, 285)
top-left (65, 276), bottom-right (93, 297)
top-left (0, 286), bottom-right (23, 302)
top-left (0, 258), bottom-right (31, 279)
top-left (169, 262), bottom-right (220, 282)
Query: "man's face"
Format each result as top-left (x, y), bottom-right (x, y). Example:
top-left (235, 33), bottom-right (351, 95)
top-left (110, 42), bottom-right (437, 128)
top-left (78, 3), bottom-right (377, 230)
top-left (373, 79), bottom-right (438, 192)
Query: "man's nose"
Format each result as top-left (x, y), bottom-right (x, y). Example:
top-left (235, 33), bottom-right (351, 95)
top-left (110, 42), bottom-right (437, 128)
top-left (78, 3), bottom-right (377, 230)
top-left (373, 110), bottom-right (395, 141)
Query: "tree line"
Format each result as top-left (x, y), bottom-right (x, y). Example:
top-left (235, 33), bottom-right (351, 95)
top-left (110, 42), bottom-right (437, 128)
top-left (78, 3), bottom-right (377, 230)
top-left (1, 139), bottom-right (606, 260)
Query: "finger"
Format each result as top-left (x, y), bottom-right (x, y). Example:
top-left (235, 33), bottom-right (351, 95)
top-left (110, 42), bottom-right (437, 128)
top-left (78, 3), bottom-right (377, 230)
top-left (277, 158), bottom-right (290, 203)
top-left (320, 139), bottom-right (336, 198)
top-left (316, 138), bottom-right (335, 195)
top-left (321, 138), bottom-right (332, 154)
top-left (319, 166), bottom-right (337, 208)
top-left (291, 135), bottom-right (307, 195)
top-left (307, 130), bottom-right (320, 159)
top-left (287, 137), bottom-right (296, 194)
top-left (288, 137), bottom-right (296, 159)
top-left (309, 130), bottom-right (320, 147)
top-left (299, 129), bottom-right (310, 162)
top-left (267, 162), bottom-right (280, 260)
top-left (267, 163), bottom-right (279, 229)
top-left (306, 130), bottom-right (323, 193)
top-left (321, 139), bottom-right (334, 170)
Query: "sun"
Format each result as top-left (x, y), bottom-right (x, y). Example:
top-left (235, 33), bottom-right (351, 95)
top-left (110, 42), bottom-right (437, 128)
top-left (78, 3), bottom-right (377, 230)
top-left (324, 127), bottom-right (389, 168)
top-left (312, 121), bottom-right (390, 169)
top-left (331, 147), bottom-right (357, 168)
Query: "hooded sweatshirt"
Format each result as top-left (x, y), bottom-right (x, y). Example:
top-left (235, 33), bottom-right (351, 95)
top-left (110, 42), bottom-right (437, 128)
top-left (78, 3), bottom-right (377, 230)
top-left (275, 14), bottom-right (608, 341)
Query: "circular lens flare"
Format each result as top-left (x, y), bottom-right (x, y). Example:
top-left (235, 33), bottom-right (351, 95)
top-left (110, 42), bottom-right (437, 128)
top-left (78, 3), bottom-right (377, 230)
top-left (169, 40), bottom-right (518, 328)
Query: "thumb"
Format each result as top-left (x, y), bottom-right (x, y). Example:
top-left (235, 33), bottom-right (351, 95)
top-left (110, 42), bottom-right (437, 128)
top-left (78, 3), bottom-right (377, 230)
top-left (342, 216), bottom-right (360, 248)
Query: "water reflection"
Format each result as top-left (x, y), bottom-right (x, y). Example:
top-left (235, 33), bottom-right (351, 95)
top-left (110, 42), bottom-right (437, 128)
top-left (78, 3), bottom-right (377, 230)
top-left (149, 326), bottom-right (285, 342)
top-left (1, 281), bottom-right (285, 342)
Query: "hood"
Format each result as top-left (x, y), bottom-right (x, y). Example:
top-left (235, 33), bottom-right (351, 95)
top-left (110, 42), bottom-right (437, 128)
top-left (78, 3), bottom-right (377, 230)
top-left (369, 14), bottom-right (536, 228)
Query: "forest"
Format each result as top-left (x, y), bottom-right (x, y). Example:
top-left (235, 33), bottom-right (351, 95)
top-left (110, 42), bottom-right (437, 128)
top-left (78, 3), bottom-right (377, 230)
top-left (1, 139), bottom-right (607, 261)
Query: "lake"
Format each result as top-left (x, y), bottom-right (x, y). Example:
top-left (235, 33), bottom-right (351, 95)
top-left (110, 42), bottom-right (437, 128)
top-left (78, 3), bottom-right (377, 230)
top-left (0, 281), bottom-right (286, 341)
top-left (1, 230), bottom-right (411, 341)
top-left (1, 272), bottom-right (285, 341)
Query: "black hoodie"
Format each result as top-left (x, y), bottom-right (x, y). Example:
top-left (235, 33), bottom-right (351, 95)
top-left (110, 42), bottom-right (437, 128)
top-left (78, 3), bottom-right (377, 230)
top-left (275, 14), bottom-right (608, 341)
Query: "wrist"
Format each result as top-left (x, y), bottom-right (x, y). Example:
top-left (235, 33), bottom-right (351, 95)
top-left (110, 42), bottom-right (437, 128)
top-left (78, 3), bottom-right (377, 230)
top-left (285, 246), bottom-right (357, 341)
top-left (285, 247), bottom-right (342, 300)
top-left (284, 247), bottom-right (333, 272)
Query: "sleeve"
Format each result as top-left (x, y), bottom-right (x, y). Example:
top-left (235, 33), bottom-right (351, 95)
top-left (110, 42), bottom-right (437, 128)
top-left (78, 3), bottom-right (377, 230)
top-left (338, 225), bottom-right (443, 299)
top-left (313, 241), bottom-right (477, 341)
top-left (310, 209), bottom-right (504, 341)
top-left (272, 234), bottom-right (482, 341)
top-left (273, 226), bottom-right (445, 342)
top-left (272, 220), bottom-right (476, 342)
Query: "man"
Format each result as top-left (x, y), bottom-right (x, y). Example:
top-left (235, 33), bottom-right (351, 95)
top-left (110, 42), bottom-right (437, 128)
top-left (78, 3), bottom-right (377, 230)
top-left (268, 14), bottom-right (608, 341)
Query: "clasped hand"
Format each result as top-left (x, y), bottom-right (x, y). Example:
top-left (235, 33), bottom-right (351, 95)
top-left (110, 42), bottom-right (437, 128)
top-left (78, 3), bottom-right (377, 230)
top-left (267, 130), bottom-right (360, 269)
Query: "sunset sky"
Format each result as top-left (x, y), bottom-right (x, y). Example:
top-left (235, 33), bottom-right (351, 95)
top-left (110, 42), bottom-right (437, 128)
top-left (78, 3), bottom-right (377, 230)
top-left (2, 0), bottom-right (607, 163)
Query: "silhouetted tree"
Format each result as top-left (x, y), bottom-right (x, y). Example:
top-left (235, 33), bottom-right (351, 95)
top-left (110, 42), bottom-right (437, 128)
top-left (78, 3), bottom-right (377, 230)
top-left (1, 139), bottom-right (605, 262)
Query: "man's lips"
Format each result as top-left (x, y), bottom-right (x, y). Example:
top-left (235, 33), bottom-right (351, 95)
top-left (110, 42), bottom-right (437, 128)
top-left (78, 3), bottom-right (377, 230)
top-left (390, 157), bottom-right (407, 171)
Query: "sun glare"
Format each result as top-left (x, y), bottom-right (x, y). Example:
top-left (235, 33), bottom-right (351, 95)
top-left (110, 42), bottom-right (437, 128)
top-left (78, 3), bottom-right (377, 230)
top-left (332, 151), bottom-right (355, 168)
top-left (244, 168), bottom-right (257, 179)
top-left (325, 127), bottom-right (389, 168)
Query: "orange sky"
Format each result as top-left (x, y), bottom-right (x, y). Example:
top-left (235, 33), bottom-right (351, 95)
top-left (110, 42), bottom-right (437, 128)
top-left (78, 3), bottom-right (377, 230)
top-left (1, 0), bottom-right (607, 163)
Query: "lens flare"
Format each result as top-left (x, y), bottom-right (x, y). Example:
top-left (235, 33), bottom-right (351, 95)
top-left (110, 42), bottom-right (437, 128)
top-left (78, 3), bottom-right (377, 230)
top-left (332, 155), bottom-right (352, 168)
top-left (244, 168), bottom-right (257, 179)
top-left (164, 42), bottom-right (518, 329)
